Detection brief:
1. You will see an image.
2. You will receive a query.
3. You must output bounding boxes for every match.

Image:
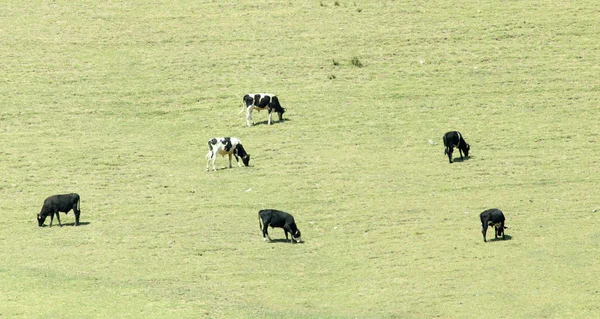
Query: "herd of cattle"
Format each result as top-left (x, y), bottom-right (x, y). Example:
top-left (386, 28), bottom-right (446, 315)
top-left (36, 93), bottom-right (507, 243)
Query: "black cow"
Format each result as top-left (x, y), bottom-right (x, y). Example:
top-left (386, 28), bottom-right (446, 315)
top-left (37, 193), bottom-right (81, 227)
top-left (480, 208), bottom-right (507, 242)
top-left (242, 93), bottom-right (285, 126)
top-left (443, 131), bottom-right (470, 163)
top-left (258, 209), bottom-right (302, 243)
top-left (205, 137), bottom-right (250, 171)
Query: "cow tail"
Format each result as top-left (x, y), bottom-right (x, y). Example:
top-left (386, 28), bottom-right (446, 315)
top-left (206, 141), bottom-right (212, 160)
top-left (240, 96), bottom-right (247, 114)
top-left (77, 197), bottom-right (80, 211)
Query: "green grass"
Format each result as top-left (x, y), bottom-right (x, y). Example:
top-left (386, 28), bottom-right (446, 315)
top-left (1, 1), bottom-right (599, 318)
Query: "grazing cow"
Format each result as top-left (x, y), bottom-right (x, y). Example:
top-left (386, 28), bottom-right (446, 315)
top-left (37, 193), bottom-right (81, 227)
top-left (242, 93), bottom-right (285, 126)
top-left (480, 208), bottom-right (507, 242)
top-left (205, 137), bottom-right (250, 171)
top-left (258, 209), bottom-right (302, 243)
top-left (443, 131), bottom-right (470, 163)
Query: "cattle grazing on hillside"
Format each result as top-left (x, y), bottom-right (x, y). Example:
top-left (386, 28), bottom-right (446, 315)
top-left (242, 93), bottom-right (285, 126)
top-left (258, 209), bottom-right (302, 243)
top-left (37, 193), bottom-right (81, 227)
top-left (205, 137), bottom-right (250, 171)
top-left (480, 208), bottom-right (507, 242)
top-left (443, 131), bottom-right (470, 163)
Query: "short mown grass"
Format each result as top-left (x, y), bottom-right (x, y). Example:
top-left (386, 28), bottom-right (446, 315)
top-left (1, 1), bottom-right (599, 318)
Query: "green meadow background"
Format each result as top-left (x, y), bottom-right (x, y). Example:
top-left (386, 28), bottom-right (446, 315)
top-left (1, 1), bottom-right (598, 318)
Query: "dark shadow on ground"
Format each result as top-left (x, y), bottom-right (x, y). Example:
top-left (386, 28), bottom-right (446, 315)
top-left (40, 221), bottom-right (91, 227)
top-left (451, 156), bottom-right (471, 163)
top-left (251, 118), bottom-right (290, 126)
top-left (265, 238), bottom-right (304, 244)
top-left (487, 234), bottom-right (512, 242)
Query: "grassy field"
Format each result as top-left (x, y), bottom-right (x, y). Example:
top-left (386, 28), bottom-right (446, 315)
top-left (1, 1), bottom-right (599, 318)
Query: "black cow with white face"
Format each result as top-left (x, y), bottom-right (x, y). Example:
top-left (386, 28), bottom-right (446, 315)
top-left (205, 137), bottom-right (250, 171)
top-left (37, 193), bottom-right (81, 227)
top-left (242, 93), bottom-right (285, 126)
top-left (443, 131), bottom-right (470, 163)
top-left (258, 209), bottom-right (302, 243)
top-left (480, 208), bottom-right (507, 242)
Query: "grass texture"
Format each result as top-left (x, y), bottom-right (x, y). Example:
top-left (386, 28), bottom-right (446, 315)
top-left (1, 1), bottom-right (599, 318)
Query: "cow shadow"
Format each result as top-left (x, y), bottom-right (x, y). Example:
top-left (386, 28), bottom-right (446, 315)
top-left (211, 166), bottom-right (249, 171)
top-left (266, 238), bottom-right (304, 244)
top-left (47, 221), bottom-right (91, 227)
top-left (252, 118), bottom-right (290, 126)
top-left (452, 156), bottom-right (471, 163)
top-left (487, 234), bottom-right (512, 242)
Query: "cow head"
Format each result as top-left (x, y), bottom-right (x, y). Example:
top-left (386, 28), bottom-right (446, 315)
top-left (496, 225), bottom-right (504, 238)
top-left (463, 143), bottom-right (470, 157)
top-left (242, 154), bottom-right (251, 166)
top-left (293, 229), bottom-right (302, 243)
top-left (277, 108), bottom-right (286, 121)
top-left (37, 213), bottom-right (45, 227)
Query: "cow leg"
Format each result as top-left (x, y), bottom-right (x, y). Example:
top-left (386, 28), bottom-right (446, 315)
top-left (206, 152), bottom-right (212, 171)
top-left (494, 226), bottom-right (498, 239)
top-left (233, 153), bottom-right (241, 167)
top-left (262, 226), bottom-right (272, 242)
top-left (55, 211), bottom-right (62, 227)
top-left (458, 148), bottom-right (464, 160)
top-left (228, 154), bottom-right (233, 168)
top-left (74, 208), bottom-right (80, 226)
top-left (283, 225), bottom-right (294, 243)
top-left (481, 224), bottom-right (487, 242)
top-left (211, 154), bottom-right (218, 171)
top-left (447, 147), bottom-right (454, 163)
top-left (267, 109), bottom-right (273, 125)
top-left (49, 212), bottom-right (54, 227)
top-left (246, 107), bottom-right (253, 126)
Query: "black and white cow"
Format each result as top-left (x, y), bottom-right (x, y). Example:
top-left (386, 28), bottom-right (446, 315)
top-left (258, 209), bottom-right (302, 243)
top-left (242, 93), bottom-right (285, 126)
top-left (37, 193), bottom-right (81, 227)
top-left (480, 208), bottom-right (507, 242)
top-left (443, 131), bottom-right (470, 163)
top-left (205, 137), bottom-right (250, 171)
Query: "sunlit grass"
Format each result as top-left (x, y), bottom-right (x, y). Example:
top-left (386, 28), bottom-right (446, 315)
top-left (1, 1), bottom-right (599, 318)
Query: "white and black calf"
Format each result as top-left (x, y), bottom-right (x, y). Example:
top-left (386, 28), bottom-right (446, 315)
top-left (37, 193), bottom-right (81, 227)
top-left (205, 137), bottom-right (250, 171)
top-left (480, 208), bottom-right (507, 242)
top-left (443, 131), bottom-right (470, 163)
top-left (242, 93), bottom-right (285, 126)
top-left (258, 209), bottom-right (302, 243)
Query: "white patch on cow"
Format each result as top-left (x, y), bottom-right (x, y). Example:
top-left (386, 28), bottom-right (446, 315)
top-left (245, 93), bottom-right (277, 126)
top-left (206, 137), bottom-right (244, 171)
